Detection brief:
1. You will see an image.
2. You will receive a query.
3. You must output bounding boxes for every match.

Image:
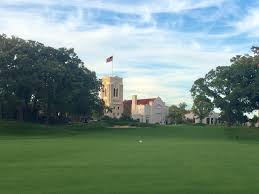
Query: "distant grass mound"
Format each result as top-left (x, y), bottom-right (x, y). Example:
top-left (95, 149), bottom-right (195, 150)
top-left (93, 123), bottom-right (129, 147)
top-left (0, 121), bottom-right (259, 194)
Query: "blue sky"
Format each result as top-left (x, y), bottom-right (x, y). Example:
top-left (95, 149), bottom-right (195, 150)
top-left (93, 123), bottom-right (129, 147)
top-left (0, 0), bottom-right (259, 106)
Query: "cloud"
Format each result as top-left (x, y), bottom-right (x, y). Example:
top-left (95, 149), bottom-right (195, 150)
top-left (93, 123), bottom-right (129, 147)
top-left (0, 0), bottom-right (255, 107)
top-left (1, 0), bottom-right (227, 14)
top-left (234, 7), bottom-right (259, 37)
top-left (124, 74), bottom-right (193, 105)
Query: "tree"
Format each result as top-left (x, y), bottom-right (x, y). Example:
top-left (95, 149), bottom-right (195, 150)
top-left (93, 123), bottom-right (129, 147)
top-left (179, 102), bottom-right (187, 111)
top-left (250, 115), bottom-right (258, 127)
top-left (192, 95), bottom-right (213, 123)
top-left (168, 102), bottom-right (187, 124)
top-left (0, 34), bottom-right (104, 123)
top-left (191, 46), bottom-right (259, 126)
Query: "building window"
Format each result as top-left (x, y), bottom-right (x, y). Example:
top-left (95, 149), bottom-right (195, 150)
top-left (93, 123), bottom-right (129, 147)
top-left (104, 88), bottom-right (107, 96)
top-left (118, 107), bottom-right (120, 110)
top-left (113, 88), bottom-right (119, 97)
top-left (206, 118), bottom-right (210, 124)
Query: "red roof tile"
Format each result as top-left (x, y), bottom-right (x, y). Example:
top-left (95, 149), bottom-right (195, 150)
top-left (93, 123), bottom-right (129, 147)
top-left (123, 98), bottom-right (156, 105)
top-left (137, 98), bottom-right (156, 105)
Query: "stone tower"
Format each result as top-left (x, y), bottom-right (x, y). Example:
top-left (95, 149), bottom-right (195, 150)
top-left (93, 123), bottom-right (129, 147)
top-left (101, 76), bottom-right (123, 118)
top-left (131, 95), bottom-right (137, 113)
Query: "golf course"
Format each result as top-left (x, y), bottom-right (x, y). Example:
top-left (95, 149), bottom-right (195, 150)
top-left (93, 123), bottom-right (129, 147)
top-left (1, 121), bottom-right (259, 194)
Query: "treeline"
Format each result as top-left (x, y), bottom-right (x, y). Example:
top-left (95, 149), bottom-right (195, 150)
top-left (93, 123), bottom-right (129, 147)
top-left (0, 34), bottom-right (104, 123)
top-left (168, 102), bottom-right (188, 124)
top-left (191, 47), bottom-right (259, 126)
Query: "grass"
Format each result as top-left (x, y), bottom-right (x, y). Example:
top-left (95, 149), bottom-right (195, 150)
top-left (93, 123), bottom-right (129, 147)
top-left (0, 121), bottom-right (259, 194)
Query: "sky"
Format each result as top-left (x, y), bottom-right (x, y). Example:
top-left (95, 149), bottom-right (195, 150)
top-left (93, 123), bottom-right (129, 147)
top-left (0, 0), bottom-right (259, 106)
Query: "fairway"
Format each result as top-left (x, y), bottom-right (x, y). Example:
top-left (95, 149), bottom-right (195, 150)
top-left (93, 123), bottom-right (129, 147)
top-left (1, 122), bottom-right (259, 194)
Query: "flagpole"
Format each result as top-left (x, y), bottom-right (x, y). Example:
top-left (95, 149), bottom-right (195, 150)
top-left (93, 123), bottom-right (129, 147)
top-left (106, 55), bottom-right (114, 77)
top-left (112, 54), bottom-right (114, 77)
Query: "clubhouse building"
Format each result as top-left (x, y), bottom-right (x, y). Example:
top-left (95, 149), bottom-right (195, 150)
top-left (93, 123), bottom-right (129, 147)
top-left (124, 95), bottom-right (168, 124)
top-left (101, 76), bottom-right (168, 124)
top-left (185, 111), bottom-right (220, 125)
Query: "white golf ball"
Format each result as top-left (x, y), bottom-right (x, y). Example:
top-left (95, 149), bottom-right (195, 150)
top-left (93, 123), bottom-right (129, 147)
top-left (139, 140), bottom-right (143, 143)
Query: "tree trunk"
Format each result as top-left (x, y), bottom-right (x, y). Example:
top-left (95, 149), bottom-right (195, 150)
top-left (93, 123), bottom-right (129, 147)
top-left (0, 103), bottom-right (2, 120)
top-left (226, 114), bottom-right (232, 127)
top-left (17, 106), bottom-right (24, 121)
top-left (46, 97), bottom-right (52, 125)
top-left (32, 99), bottom-right (39, 122)
top-left (24, 101), bottom-right (29, 121)
top-left (227, 121), bottom-right (232, 127)
top-left (46, 105), bottom-right (50, 125)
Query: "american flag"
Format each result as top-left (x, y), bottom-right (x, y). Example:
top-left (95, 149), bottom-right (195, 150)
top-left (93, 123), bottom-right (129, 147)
top-left (106, 56), bottom-right (113, 63)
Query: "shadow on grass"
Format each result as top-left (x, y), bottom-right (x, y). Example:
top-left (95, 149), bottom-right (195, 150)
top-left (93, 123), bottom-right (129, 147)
top-left (224, 127), bottom-right (259, 142)
top-left (1, 120), bottom-right (259, 143)
top-left (0, 120), bottom-right (107, 137)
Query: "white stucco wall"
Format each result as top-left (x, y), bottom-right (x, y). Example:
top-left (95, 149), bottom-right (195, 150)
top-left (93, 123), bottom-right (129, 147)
top-left (194, 112), bottom-right (220, 124)
top-left (184, 111), bottom-right (220, 125)
top-left (131, 96), bottom-right (168, 124)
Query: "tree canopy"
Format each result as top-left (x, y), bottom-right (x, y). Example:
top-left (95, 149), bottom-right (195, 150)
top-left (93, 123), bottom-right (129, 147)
top-left (168, 102), bottom-right (187, 124)
top-left (192, 94), bottom-right (214, 123)
top-left (0, 34), bottom-right (104, 123)
top-left (191, 46), bottom-right (259, 125)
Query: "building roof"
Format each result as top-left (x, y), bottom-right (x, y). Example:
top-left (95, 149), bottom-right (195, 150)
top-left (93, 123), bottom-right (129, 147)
top-left (124, 98), bottom-right (156, 105)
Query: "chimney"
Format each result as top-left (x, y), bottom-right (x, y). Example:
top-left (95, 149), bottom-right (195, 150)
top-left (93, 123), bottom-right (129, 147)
top-left (132, 95), bottom-right (137, 113)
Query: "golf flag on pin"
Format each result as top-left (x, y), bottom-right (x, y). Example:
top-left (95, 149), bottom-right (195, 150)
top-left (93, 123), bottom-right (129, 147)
top-left (106, 56), bottom-right (113, 63)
